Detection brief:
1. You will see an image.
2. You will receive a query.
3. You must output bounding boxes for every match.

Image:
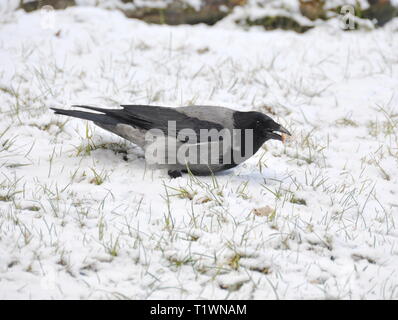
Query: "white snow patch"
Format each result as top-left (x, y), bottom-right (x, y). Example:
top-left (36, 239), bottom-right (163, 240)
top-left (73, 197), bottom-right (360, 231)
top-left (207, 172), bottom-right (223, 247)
top-left (0, 7), bottom-right (398, 299)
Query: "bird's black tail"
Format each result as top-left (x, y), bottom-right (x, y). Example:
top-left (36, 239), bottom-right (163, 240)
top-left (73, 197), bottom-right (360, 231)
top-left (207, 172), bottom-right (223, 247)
top-left (51, 106), bottom-right (119, 125)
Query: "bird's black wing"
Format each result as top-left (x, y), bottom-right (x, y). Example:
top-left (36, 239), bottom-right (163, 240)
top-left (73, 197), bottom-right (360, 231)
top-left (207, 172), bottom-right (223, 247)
top-left (121, 105), bottom-right (224, 140)
top-left (93, 105), bottom-right (225, 143)
top-left (52, 105), bottom-right (225, 143)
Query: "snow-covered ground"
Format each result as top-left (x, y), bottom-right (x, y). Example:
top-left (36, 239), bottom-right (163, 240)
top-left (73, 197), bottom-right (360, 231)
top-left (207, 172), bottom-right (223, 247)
top-left (0, 6), bottom-right (398, 299)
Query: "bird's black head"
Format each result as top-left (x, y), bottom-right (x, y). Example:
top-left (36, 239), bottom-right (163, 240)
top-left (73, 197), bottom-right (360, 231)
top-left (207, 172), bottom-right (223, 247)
top-left (233, 111), bottom-right (291, 147)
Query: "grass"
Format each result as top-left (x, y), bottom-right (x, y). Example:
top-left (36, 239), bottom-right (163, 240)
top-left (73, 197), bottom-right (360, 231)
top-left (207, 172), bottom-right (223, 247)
top-left (89, 168), bottom-right (109, 185)
top-left (0, 175), bottom-right (23, 202)
top-left (289, 195), bottom-right (307, 206)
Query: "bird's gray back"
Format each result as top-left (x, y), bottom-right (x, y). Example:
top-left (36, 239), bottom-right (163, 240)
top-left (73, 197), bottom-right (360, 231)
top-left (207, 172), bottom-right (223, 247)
top-left (177, 106), bottom-right (236, 130)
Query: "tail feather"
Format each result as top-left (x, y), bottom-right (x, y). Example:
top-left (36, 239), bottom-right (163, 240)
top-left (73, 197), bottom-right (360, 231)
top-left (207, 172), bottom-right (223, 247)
top-left (71, 105), bottom-right (136, 124)
top-left (50, 107), bottom-right (119, 125)
top-left (72, 105), bottom-right (114, 113)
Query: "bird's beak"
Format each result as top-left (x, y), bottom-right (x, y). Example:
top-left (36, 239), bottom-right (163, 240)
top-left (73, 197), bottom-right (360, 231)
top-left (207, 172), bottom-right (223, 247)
top-left (278, 125), bottom-right (291, 136)
top-left (266, 124), bottom-right (291, 142)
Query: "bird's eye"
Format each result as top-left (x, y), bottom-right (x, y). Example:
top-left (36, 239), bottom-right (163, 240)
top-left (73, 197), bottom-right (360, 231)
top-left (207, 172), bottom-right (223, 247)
top-left (256, 120), bottom-right (261, 126)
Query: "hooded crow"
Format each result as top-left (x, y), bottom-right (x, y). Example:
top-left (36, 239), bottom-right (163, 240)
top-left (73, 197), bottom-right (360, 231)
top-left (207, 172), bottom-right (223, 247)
top-left (51, 105), bottom-right (290, 178)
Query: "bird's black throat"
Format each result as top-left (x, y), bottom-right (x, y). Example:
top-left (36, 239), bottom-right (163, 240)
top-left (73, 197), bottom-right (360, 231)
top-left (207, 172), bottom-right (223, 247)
top-left (232, 111), bottom-right (269, 158)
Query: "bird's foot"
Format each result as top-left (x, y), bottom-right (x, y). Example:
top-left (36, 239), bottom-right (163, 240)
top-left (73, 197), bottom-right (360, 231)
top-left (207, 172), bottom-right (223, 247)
top-left (168, 170), bottom-right (182, 179)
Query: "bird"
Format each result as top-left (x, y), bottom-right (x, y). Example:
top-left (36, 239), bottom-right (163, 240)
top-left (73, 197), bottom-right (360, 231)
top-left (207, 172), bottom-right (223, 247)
top-left (51, 105), bottom-right (291, 178)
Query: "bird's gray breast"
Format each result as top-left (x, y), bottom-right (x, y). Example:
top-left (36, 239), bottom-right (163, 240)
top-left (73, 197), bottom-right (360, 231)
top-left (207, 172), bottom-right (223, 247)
top-left (95, 122), bottom-right (147, 148)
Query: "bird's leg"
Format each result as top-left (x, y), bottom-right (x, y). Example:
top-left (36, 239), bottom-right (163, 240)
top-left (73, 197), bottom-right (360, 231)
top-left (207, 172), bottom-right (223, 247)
top-left (168, 170), bottom-right (182, 179)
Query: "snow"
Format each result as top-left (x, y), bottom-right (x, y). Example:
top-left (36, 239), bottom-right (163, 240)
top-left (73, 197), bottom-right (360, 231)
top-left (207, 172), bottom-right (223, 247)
top-left (0, 6), bottom-right (398, 299)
